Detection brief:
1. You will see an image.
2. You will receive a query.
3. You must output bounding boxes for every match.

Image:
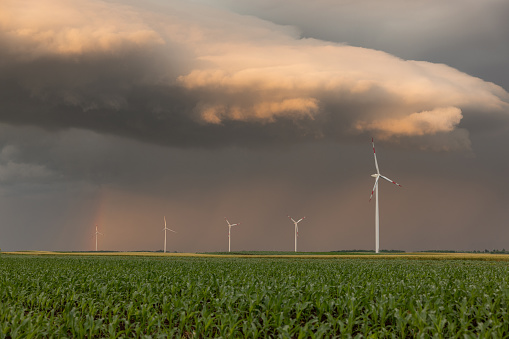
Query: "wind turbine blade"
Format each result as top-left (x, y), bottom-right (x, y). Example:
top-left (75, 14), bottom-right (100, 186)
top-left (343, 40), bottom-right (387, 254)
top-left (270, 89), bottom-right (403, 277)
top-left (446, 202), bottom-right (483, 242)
top-left (380, 175), bottom-right (402, 187)
top-left (369, 176), bottom-right (379, 201)
top-left (287, 215), bottom-right (296, 223)
top-left (372, 138), bottom-right (380, 174)
top-left (168, 229), bottom-right (177, 233)
top-left (224, 217), bottom-right (231, 226)
top-left (231, 223), bottom-right (239, 227)
top-left (296, 217), bottom-right (305, 223)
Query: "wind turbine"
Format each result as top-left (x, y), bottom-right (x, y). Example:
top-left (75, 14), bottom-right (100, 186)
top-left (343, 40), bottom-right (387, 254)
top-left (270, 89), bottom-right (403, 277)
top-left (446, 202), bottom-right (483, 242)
top-left (163, 216), bottom-right (177, 253)
top-left (287, 215), bottom-right (306, 252)
top-left (369, 138), bottom-right (402, 253)
top-left (224, 217), bottom-right (240, 253)
top-left (95, 224), bottom-right (103, 252)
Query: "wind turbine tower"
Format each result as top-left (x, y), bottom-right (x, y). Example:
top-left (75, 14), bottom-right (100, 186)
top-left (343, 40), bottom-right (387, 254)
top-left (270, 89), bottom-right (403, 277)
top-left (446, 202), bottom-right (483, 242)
top-left (163, 216), bottom-right (177, 253)
top-left (224, 217), bottom-right (240, 253)
top-left (95, 224), bottom-right (103, 252)
top-left (287, 215), bottom-right (306, 252)
top-left (369, 138), bottom-right (402, 253)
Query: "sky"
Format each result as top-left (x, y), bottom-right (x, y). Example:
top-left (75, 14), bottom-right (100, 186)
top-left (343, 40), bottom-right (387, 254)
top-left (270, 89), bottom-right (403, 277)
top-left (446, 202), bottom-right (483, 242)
top-left (1, 0), bottom-right (508, 252)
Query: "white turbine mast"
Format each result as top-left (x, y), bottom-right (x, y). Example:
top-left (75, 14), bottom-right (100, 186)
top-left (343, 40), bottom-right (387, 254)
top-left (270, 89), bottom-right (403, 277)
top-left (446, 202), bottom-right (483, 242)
top-left (95, 224), bottom-right (103, 252)
top-left (287, 215), bottom-right (306, 252)
top-left (163, 216), bottom-right (177, 254)
top-left (369, 138), bottom-right (402, 253)
top-left (224, 217), bottom-right (240, 253)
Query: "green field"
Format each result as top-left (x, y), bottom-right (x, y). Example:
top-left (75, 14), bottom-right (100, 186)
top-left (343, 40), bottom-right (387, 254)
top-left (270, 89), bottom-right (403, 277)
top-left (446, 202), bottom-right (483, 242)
top-left (1, 254), bottom-right (509, 338)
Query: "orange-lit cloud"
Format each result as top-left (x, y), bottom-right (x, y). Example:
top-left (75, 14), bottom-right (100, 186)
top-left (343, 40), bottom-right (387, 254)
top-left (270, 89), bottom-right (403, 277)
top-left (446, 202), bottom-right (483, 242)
top-left (0, 0), bottom-right (164, 58)
top-left (356, 107), bottom-right (463, 138)
top-left (197, 98), bottom-right (318, 124)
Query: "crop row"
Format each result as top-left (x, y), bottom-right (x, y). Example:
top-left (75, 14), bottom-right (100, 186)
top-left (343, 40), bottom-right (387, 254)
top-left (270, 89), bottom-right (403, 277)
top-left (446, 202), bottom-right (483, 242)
top-left (1, 255), bottom-right (509, 338)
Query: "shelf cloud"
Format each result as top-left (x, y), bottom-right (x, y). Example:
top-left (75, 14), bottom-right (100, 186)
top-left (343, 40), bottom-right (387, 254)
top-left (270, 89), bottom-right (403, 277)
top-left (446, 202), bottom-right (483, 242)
top-left (1, 0), bottom-right (508, 150)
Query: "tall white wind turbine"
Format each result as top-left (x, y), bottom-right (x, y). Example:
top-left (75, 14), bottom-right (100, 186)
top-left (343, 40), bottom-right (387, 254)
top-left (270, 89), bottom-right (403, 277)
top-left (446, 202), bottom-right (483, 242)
top-left (224, 217), bottom-right (240, 253)
top-left (287, 215), bottom-right (306, 252)
top-left (163, 216), bottom-right (177, 253)
top-left (95, 224), bottom-right (103, 252)
top-left (369, 138), bottom-right (402, 253)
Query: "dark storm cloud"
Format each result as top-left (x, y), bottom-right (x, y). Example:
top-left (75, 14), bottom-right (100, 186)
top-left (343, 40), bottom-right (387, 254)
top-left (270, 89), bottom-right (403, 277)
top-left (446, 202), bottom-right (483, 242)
top-left (1, 0), bottom-right (508, 152)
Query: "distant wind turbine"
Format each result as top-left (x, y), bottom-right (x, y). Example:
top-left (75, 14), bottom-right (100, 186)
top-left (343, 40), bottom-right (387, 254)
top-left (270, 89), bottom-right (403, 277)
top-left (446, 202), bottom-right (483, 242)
top-left (369, 138), bottom-right (402, 253)
top-left (287, 215), bottom-right (306, 252)
top-left (95, 224), bottom-right (103, 252)
top-left (224, 217), bottom-right (240, 253)
top-left (163, 216), bottom-right (177, 253)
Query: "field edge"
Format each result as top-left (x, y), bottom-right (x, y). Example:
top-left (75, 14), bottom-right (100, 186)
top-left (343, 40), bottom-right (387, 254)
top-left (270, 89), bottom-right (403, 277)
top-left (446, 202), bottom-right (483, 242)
top-left (3, 251), bottom-right (509, 261)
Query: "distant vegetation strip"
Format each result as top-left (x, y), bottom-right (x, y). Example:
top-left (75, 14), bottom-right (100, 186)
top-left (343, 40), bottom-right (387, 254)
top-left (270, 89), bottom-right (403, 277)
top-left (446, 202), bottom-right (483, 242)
top-left (3, 251), bottom-right (509, 261)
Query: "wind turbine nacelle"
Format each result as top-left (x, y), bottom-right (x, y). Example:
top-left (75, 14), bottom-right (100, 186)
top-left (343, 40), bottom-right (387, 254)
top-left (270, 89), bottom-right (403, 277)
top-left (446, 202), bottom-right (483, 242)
top-left (371, 174), bottom-right (379, 178)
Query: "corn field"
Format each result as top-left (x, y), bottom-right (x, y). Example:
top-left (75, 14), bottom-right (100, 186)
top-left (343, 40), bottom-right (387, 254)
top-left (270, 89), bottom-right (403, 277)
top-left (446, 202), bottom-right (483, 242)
top-left (1, 254), bottom-right (509, 338)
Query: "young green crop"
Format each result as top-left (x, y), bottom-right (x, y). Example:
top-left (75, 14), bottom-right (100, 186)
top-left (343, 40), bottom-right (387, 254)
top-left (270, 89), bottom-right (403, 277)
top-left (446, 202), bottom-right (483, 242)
top-left (1, 255), bottom-right (509, 338)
